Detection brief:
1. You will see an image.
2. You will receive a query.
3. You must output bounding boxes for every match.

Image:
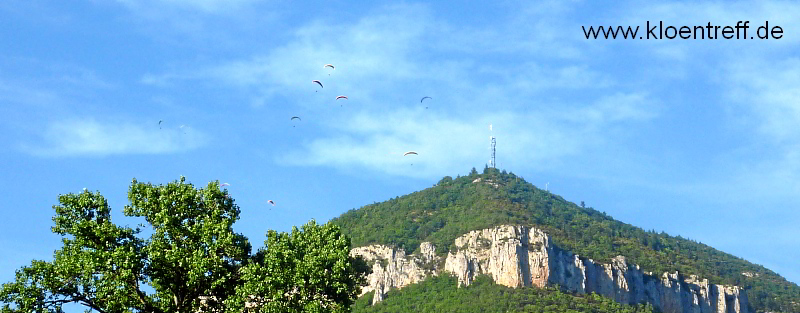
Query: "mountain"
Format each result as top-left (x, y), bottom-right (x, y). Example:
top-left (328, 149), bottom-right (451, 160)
top-left (331, 167), bottom-right (800, 313)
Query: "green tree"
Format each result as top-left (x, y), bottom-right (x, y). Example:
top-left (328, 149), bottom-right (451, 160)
top-left (226, 220), bottom-right (370, 313)
top-left (0, 177), bottom-right (368, 313)
top-left (437, 176), bottom-right (453, 185)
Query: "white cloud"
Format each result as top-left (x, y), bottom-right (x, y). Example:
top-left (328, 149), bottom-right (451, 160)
top-left (280, 91), bottom-right (656, 179)
top-left (279, 109), bottom-right (551, 179)
top-left (22, 119), bottom-right (208, 157)
top-left (144, 3), bottom-right (608, 108)
top-left (137, 3), bottom-right (662, 178)
top-left (202, 7), bottom-right (434, 106)
top-left (103, 0), bottom-right (800, 285)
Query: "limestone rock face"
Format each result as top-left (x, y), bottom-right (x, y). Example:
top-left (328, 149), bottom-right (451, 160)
top-left (441, 225), bottom-right (750, 313)
top-left (349, 243), bottom-right (440, 304)
top-left (352, 225), bottom-right (751, 313)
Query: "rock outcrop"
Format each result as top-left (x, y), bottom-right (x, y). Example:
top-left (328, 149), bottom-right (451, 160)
top-left (350, 242), bottom-right (440, 304)
top-left (353, 225), bottom-right (750, 313)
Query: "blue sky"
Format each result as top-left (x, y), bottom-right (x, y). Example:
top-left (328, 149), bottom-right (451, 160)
top-left (2, 0), bottom-right (800, 292)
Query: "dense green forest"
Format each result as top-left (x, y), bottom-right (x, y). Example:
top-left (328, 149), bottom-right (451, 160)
top-left (332, 167), bottom-right (800, 313)
top-left (352, 274), bottom-right (657, 313)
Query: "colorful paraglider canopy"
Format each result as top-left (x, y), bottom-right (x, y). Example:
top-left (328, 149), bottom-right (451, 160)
top-left (324, 64), bottom-right (335, 69)
top-left (219, 183), bottom-right (230, 187)
top-left (336, 95), bottom-right (348, 100)
top-left (267, 200), bottom-right (275, 206)
top-left (403, 151), bottom-right (418, 156)
top-left (312, 80), bottom-right (323, 88)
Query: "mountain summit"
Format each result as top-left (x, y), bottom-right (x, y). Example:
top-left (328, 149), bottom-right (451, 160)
top-left (331, 167), bottom-right (800, 313)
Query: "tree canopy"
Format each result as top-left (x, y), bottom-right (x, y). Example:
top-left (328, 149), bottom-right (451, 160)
top-left (352, 274), bottom-right (656, 313)
top-left (0, 177), bottom-right (368, 313)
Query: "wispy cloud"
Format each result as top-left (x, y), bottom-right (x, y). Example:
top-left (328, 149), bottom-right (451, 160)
top-left (281, 91), bottom-right (656, 179)
top-left (139, 3), bottom-right (661, 178)
top-left (280, 109), bottom-right (542, 179)
top-left (726, 58), bottom-right (800, 144)
top-left (569, 0), bottom-right (800, 203)
top-left (204, 6), bottom-right (434, 106)
top-left (561, 92), bottom-right (657, 126)
top-left (22, 119), bottom-right (208, 157)
top-left (707, 48), bottom-right (800, 202)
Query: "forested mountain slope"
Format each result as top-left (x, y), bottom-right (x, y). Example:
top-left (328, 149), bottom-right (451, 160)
top-left (331, 167), bottom-right (800, 313)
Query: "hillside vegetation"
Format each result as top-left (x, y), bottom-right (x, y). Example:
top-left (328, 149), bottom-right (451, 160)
top-left (331, 167), bottom-right (800, 313)
top-left (351, 274), bottom-right (657, 313)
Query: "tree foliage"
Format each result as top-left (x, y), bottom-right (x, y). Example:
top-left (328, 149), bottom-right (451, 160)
top-left (226, 221), bottom-right (369, 313)
top-left (353, 274), bottom-right (656, 313)
top-left (0, 177), bottom-right (368, 313)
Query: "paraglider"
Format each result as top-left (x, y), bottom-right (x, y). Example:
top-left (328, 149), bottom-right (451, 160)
top-left (404, 151), bottom-right (418, 166)
top-left (158, 120), bottom-right (163, 129)
top-left (323, 64), bottom-right (335, 76)
top-left (291, 116), bottom-right (301, 121)
top-left (220, 183), bottom-right (230, 187)
top-left (336, 95), bottom-right (348, 100)
top-left (267, 200), bottom-right (275, 206)
top-left (420, 96), bottom-right (432, 103)
top-left (312, 80), bottom-right (323, 88)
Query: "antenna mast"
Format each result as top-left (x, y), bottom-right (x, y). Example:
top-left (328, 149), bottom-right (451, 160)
top-left (488, 123), bottom-right (496, 168)
top-left (490, 136), bottom-right (496, 168)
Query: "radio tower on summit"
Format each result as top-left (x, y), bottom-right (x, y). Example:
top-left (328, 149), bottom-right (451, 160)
top-left (490, 137), bottom-right (496, 168)
top-left (489, 123), bottom-right (496, 168)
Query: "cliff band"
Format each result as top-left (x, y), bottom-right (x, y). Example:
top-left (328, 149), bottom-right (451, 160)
top-left (350, 224), bottom-right (749, 313)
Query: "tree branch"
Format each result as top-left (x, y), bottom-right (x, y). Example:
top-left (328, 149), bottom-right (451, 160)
top-left (130, 277), bottom-right (165, 313)
top-left (77, 297), bottom-right (108, 313)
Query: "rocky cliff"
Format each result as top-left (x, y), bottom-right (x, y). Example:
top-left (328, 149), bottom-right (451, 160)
top-left (351, 225), bottom-right (750, 313)
top-left (350, 242), bottom-right (440, 304)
